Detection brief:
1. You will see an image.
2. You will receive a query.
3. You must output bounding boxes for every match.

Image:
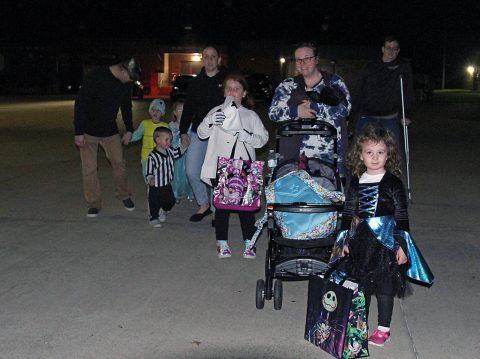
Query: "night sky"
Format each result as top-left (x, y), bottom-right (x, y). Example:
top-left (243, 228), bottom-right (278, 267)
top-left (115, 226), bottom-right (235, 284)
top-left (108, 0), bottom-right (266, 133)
top-left (2, 0), bottom-right (479, 82)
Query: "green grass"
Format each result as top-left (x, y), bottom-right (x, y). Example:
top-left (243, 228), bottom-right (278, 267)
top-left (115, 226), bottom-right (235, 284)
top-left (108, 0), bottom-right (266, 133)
top-left (433, 89), bottom-right (480, 103)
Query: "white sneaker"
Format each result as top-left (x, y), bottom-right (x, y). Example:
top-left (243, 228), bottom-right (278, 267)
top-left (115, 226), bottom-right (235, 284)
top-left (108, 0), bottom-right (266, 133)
top-left (243, 241), bottom-right (256, 259)
top-left (158, 209), bottom-right (167, 222)
top-left (149, 219), bottom-right (162, 228)
top-left (216, 240), bottom-right (232, 258)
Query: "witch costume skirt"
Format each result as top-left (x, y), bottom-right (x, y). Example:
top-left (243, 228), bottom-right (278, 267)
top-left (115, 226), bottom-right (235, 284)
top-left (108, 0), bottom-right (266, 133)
top-left (347, 220), bottom-right (406, 297)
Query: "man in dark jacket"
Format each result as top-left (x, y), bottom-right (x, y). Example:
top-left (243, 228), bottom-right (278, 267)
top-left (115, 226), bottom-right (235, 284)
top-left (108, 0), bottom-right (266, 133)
top-left (74, 58), bottom-right (139, 218)
top-left (352, 36), bottom-right (414, 146)
top-left (180, 46), bottom-right (227, 222)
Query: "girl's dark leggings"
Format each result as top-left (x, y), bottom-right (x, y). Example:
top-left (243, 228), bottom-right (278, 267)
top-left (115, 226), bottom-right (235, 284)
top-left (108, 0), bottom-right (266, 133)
top-left (214, 208), bottom-right (255, 242)
top-left (365, 293), bottom-right (394, 327)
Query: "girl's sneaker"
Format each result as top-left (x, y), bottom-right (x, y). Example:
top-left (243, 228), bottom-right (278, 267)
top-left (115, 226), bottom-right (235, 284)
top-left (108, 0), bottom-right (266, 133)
top-left (368, 329), bottom-right (391, 347)
top-left (243, 241), bottom-right (256, 259)
top-left (216, 240), bottom-right (232, 258)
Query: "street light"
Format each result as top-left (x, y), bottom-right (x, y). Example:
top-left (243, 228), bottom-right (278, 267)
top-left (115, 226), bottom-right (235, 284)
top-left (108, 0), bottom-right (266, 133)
top-left (467, 65), bottom-right (477, 90)
top-left (279, 57), bottom-right (286, 79)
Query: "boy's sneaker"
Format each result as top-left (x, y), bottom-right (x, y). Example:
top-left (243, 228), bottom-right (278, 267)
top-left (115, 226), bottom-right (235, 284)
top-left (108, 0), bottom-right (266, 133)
top-left (243, 241), bottom-right (256, 259)
top-left (149, 219), bottom-right (162, 228)
top-left (87, 208), bottom-right (99, 218)
top-left (122, 198), bottom-right (135, 211)
top-left (158, 209), bottom-right (167, 222)
top-left (216, 240), bottom-right (232, 258)
top-left (368, 329), bottom-right (391, 347)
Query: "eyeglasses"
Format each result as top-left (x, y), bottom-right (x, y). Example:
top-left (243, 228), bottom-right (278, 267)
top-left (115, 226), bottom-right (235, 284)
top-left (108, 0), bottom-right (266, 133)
top-left (295, 55), bottom-right (316, 65)
top-left (384, 46), bottom-right (400, 52)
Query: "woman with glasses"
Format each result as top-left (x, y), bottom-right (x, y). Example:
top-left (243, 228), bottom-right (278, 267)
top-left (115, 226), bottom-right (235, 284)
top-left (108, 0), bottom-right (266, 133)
top-left (268, 42), bottom-right (352, 178)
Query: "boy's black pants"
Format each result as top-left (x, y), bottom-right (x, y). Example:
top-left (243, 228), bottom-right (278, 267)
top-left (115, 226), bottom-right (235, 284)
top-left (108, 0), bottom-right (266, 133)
top-left (148, 184), bottom-right (176, 220)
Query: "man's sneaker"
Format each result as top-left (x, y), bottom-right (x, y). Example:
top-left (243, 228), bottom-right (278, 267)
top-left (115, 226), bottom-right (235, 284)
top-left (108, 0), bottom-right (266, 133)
top-left (122, 198), bottom-right (135, 211)
top-left (216, 240), bottom-right (232, 258)
top-left (149, 219), bottom-right (162, 228)
top-left (158, 209), bottom-right (167, 222)
top-left (87, 208), bottom-right (99, 218)
top-left (368, 329), bottom-right (391, 347)
top-left (243, 241), bottom-right (256, 259)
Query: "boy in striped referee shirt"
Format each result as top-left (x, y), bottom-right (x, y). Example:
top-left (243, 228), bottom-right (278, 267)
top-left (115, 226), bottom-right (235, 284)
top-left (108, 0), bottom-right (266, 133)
top-left (146, 127), bottom-right (187, 227)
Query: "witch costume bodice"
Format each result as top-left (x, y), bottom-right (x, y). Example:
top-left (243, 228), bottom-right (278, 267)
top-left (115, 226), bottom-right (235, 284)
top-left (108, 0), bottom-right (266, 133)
top-left (357, 183), bottom-right (380, 218)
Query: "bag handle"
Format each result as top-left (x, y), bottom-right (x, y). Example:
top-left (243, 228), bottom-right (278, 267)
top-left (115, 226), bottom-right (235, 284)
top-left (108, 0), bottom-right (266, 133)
top-left (229, 136), bottom-right (253, 161)
top-left (317, 254), bottom-right (349, 281)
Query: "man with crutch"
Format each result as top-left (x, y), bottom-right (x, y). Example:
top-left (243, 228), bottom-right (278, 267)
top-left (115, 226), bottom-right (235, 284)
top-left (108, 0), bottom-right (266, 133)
top-left (352, 35), bottom-right (414, 146)
top-left (352, 35), bottom-right (415, 199)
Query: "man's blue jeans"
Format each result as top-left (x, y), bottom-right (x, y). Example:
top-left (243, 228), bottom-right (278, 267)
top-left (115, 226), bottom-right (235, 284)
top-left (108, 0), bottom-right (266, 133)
top-left (185, 130), bottom-right (209, 206)
top-left (355, 115), bottom-right (401, 149)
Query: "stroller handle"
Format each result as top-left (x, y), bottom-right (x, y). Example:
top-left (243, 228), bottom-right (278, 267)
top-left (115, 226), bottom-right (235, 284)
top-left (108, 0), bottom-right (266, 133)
top-left (267, 202), bottom-right (343, 213)
top-left (276, 119), bottom-right (337, 138)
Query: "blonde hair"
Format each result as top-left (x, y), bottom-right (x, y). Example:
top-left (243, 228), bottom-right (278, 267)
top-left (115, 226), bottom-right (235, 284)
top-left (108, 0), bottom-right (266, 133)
top-left (347, 126), bottom-right (402, 177)
top-left (172, 98), bottom-right (185, 118)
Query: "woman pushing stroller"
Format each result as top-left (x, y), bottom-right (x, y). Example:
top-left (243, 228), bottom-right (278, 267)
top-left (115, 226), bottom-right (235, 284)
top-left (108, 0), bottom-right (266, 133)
top-left (268, 41), bottom-right (351, 178)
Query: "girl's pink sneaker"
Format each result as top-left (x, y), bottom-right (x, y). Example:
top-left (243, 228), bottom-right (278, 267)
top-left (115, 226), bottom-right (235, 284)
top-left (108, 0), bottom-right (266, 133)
top-left (368, 329), bottom-right (391, 347)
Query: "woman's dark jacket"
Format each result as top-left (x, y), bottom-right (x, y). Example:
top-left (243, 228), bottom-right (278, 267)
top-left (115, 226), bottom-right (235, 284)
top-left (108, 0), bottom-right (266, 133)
top-left (179, 67), bottom-right (227, 135)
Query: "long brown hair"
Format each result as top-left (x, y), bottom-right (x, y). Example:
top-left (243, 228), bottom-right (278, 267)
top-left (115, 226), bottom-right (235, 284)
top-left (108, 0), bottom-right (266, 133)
top-left (347, 125), bottom-right (402, 177)
top-left (223, 72), bottom-right (255, 110)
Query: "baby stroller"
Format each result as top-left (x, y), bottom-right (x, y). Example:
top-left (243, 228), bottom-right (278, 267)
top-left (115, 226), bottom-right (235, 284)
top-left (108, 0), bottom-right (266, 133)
top-left (255, 119), bottom-right (344, 310)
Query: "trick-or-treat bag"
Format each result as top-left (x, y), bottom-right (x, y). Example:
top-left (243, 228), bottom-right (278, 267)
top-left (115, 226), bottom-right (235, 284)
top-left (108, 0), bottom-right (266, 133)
top-left (213, 155), bottom-right (264, 212)
top-left (305, 274), bottom-right (369, 359)
top-left (343, 287), bottom-right (369, 358)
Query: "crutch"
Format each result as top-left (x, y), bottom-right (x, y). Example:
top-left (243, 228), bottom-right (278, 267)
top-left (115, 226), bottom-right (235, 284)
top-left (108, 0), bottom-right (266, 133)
top-left (400, 75), bottom-right (412, 203)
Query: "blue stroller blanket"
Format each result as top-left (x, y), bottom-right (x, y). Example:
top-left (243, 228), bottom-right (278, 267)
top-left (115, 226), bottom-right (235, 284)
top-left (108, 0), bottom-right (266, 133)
top-left (250, 170), bottom-right (344, 245)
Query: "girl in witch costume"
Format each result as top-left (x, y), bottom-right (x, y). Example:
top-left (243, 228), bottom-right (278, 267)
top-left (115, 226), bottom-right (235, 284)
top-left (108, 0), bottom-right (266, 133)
top-left (331, 126), bottom-right (433, 347)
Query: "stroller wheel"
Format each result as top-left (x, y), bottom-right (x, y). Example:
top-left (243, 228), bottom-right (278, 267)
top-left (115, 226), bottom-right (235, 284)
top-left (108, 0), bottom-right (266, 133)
top-left (256, 279), bottom-right (266, 309)
top-left (273, 279), bottom-right (283, 310)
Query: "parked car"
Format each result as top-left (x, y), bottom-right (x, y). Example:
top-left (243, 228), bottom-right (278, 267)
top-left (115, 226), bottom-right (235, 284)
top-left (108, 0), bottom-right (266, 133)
top-left (170, 75), bottom-right (195, 101)
top-left (246, 73), bottom-right (275, 103)
top-left (63, 83), bottom-right (82, 94)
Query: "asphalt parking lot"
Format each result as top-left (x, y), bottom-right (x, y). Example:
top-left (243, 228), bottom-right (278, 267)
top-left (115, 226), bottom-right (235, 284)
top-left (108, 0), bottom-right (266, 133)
top-left (0, 94), bottom-right (479, 358)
